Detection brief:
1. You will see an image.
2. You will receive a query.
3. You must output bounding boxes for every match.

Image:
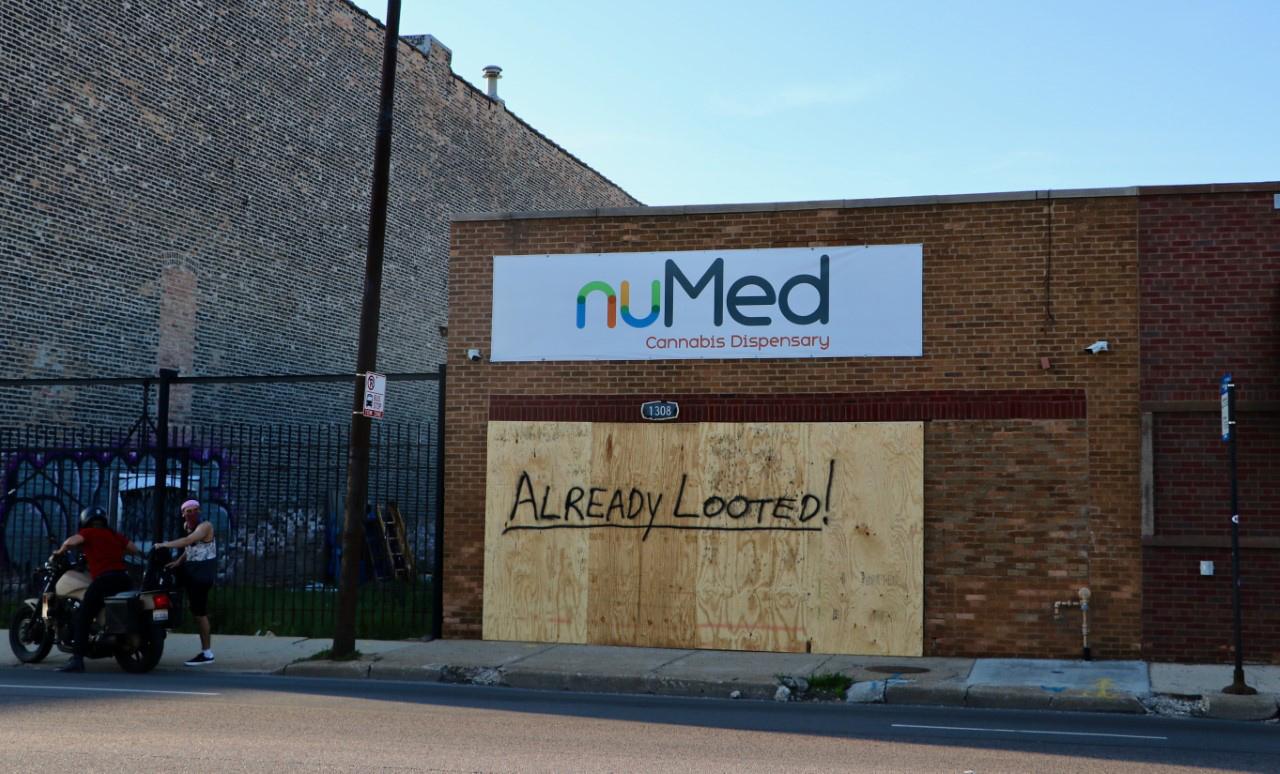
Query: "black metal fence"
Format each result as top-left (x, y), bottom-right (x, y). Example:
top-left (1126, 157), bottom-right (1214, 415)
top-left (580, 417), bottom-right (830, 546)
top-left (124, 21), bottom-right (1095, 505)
top-left (1, 371), bottom-right (444, 641)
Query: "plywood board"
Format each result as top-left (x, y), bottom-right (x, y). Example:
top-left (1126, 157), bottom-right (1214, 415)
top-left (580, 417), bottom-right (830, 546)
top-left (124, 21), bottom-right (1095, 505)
top-left (804, 422), bottom-right (924, 655)
top-left (482, 421), bottom-right (592, 643)
top-left (633, 424), bottom-right (700, 648)
top-left (694, 422), bottom-right (809, 652)
top-left (584, 424), bottom-right (647, 645)
top-left (483, 420), bottom-right (923, 655)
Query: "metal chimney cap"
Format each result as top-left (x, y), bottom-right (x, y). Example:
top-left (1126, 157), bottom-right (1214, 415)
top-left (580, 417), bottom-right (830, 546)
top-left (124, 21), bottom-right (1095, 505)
top-left (482, 66), bottom-right (504, 103)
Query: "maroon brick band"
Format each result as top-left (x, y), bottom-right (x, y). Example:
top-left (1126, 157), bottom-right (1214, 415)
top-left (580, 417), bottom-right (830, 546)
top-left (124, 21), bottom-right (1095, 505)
top-left (490, 390), bottom-right (1085, 422)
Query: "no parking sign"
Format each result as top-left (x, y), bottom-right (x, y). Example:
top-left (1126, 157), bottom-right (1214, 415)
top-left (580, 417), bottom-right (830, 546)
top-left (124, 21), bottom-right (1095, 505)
top-left (362, 372), bottom-right (386, 419)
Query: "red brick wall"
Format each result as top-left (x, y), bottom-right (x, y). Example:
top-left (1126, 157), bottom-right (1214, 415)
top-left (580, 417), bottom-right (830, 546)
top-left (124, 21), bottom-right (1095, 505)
top-left (1140, 189), bottom-right (1280, 663)
top-left (447, 196), bottom-right (1143, 656)
top-left (1149, 413), bottom-right (1280, 540)
top-left (1139, 190), bottom-right (1280, 402)
top-left (926, 419), bottom-right (1091, 657)
top-left (1144, 547), bottom-right (1280, 664)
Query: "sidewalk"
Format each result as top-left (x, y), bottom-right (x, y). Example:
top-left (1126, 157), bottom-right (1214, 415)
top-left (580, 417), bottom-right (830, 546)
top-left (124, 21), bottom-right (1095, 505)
top-left (7, 630), bottom-right (1279, 722)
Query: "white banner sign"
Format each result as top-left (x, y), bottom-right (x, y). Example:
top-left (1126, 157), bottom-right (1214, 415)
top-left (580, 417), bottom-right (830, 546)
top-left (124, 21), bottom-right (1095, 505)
top-left (491, 244), bottom-right (922, 361)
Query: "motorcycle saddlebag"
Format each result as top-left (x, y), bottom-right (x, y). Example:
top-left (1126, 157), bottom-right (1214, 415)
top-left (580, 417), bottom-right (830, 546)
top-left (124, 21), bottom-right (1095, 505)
top-left (103, 591), bottom-right (143, 634)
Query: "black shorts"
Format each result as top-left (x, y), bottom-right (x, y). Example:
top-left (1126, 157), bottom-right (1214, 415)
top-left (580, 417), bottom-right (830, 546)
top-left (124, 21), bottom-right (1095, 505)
top-left (186, 581), bottom-right (212, 617)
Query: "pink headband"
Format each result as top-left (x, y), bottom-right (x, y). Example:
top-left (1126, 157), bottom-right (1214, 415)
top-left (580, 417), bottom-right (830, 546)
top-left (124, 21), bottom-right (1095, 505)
top-left (181, 499), bottom-right (201, 512)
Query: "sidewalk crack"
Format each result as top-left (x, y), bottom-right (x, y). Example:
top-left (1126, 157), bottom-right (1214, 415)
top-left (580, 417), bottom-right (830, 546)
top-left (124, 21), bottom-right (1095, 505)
top-left (499, 644), bottom-right (557, 668)
top-left (647, 650), bottom-right (697, 676)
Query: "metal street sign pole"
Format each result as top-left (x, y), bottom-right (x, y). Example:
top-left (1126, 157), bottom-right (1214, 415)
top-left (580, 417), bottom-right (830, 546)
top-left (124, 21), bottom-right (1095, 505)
top-left (1221, 374), bottom-right (1255, 695)
top-left (333, 0), bottom-right (401, 659)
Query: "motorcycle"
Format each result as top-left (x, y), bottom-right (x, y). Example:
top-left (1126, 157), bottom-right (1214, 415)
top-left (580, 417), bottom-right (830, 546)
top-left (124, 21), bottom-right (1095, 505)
top-left (8, 546), bottom-right (183, 673)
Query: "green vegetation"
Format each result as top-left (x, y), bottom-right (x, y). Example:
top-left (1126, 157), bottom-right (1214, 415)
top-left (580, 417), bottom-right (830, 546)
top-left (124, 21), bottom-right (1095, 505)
top-left (0, 601), bottom-right (20, 628)
top-left (179, 580), bottom-right (432, 640)
top-left (2, 580), bottom-right (430, 641)
top-left (806, 671), bottom-right (854, 697)
top-left (3, 578), bottom-right (431, 641)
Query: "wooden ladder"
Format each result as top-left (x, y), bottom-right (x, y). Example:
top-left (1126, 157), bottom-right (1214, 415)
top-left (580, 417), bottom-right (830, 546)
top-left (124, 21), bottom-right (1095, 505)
top-left (377, 502), bottom-right (414, 581)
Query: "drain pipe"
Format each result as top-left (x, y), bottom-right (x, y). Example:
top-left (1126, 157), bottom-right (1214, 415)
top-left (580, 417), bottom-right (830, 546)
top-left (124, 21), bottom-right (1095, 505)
top-left (1052, 587), bottom-right (1092, 661)
top-left (1078, 587), bottom-right (1091, 661)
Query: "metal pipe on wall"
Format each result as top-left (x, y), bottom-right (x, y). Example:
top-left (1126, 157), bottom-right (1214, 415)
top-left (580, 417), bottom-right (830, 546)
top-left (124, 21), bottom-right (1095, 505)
top-left (1052, 587), bottom-right (1092, 661)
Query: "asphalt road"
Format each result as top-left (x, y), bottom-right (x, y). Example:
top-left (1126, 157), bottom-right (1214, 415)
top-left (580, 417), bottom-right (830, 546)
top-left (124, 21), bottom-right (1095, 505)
top-left (0, 669), bottom-right (1276, 773)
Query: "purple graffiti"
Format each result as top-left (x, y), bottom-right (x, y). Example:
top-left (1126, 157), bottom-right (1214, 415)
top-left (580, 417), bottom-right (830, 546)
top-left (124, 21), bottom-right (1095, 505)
top-left (0, 439), bottom-right (235, 573)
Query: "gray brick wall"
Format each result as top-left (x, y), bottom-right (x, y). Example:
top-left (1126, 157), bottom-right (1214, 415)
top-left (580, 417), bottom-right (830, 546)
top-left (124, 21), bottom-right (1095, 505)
top-left (0, 0), bottom-right (637, 428)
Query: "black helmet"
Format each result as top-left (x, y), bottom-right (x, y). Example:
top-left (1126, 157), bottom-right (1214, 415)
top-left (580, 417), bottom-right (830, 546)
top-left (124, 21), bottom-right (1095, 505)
top-left (79, 506), bottom-right (109, 529)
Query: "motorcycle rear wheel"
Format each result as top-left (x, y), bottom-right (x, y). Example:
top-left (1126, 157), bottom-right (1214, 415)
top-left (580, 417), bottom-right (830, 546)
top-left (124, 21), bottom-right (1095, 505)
top-left (9, 604), bottom-right (54, 663)
top-left (114, 626), bottom-right (165, 673)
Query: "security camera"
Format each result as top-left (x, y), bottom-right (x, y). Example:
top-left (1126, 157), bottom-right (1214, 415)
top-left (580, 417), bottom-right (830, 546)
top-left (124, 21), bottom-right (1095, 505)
top-left (1082, 340), bottom-right (1109, 355)
top-left (466, 348), bottom-right (482, 362)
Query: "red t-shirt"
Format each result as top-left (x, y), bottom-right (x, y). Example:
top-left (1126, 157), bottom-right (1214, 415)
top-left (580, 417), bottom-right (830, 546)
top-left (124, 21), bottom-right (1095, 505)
top-left (78, 527), bottom-right (129, 579)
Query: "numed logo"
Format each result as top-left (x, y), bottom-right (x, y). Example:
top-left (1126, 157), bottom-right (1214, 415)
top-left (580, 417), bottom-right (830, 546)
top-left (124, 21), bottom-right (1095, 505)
top-left (576, 255), bottom-right (829, 329)
top-left (491, 244), bottom-right (922, 362)
top-left (575, 280), bottom-right (660, 329)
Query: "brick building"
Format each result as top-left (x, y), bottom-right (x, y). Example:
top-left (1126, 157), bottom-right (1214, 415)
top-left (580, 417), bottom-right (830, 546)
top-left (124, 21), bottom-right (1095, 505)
top-left (1139, 189), bottom-right (1280, 662)
top-left (0, 0), bottom-right (637, 427)
top-left (445, 183), bottom-right (1278, 662)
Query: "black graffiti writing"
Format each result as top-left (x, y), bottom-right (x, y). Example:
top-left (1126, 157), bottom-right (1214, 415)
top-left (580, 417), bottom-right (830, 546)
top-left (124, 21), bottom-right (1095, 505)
top-left (508, 472), bottom-right (664, 526)
top-left (503, 461), bottom-right (836, 541)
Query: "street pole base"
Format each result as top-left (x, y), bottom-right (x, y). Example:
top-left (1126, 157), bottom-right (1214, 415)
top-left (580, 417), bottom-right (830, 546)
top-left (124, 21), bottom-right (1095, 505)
top-left (1223, 671), bottom-right (1257, 696)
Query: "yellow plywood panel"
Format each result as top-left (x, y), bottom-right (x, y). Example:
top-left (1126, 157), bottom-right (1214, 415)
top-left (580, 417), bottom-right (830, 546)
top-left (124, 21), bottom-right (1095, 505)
top-left (482, 421), bottom-right (592, 643)
top-left (482, 420), bottom-right (924, 656)
top-left (694, 423), bottom-right (810, 652)
top-left (584, 424), bottom-right (648, 645)
top-left (804, 422), bottom-right (924, 655)
top-left (628, 424), bottom-right (700, 648)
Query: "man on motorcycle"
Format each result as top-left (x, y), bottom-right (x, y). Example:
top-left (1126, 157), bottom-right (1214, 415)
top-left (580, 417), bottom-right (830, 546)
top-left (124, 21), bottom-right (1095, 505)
top-left (53, 506), bottom-right (143, 673)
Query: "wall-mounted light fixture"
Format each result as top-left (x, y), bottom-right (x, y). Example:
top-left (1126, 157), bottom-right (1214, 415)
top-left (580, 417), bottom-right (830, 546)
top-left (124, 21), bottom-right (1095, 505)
top-left (1082, 340), bottom-right (1109, 355)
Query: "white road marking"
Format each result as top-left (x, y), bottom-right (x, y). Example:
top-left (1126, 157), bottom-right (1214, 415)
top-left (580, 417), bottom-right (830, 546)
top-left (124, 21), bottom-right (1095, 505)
top-left (891, 723), bottom-right (1166, 741)
top-left (0, 683), bottom-right (219, 696)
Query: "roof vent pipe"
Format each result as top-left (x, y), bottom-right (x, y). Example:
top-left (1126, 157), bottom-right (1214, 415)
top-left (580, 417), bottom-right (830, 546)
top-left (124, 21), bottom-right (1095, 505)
top-left (482, 65), bottom-right (503, 102)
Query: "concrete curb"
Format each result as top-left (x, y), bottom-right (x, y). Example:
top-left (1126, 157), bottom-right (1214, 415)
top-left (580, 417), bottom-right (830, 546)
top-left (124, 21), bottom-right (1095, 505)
top-left (501, 669), bottom-right (649, 695)
top-left (270, 658), bottom-right (1274, 721)
top-left (646, 676), bottom-right (779, 701)
top-left (279, 660), bottom-right (371, 678)
top-left (501, 668), bottom-right (781, 700)
top-left (965, 685), bottom-right (1055, 710)
top-left (1201, 694), bottom-right (1280, 721)
top-left (369, 663), bottom-right (445, 682)
top-left (884, 682), bottom-right (967, 707)
top-left (1050, 692), bottom-right (1147, 714)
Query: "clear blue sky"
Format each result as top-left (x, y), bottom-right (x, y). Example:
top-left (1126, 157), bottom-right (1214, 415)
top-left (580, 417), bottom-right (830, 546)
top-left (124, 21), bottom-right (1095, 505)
top-left (351, 0), bottom-right (1279, 206)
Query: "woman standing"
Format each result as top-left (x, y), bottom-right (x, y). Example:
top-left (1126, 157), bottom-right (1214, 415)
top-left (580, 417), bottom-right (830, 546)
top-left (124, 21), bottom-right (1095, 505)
top-left (158, 499), bottom-right (217, 665)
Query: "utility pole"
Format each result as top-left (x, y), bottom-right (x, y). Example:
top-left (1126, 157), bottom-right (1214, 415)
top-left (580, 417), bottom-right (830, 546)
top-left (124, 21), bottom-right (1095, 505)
top-left (152, 368), bottom-right (178, 546)
top-left (333, 0), bottom-right (401, 659)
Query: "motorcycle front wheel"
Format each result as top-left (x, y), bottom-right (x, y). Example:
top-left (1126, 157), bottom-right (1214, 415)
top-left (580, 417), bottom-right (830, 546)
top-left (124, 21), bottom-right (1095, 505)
top-left (9, 604), bottom-right (54, 663)
top-left (114, 626), bottom-right (165, 673)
